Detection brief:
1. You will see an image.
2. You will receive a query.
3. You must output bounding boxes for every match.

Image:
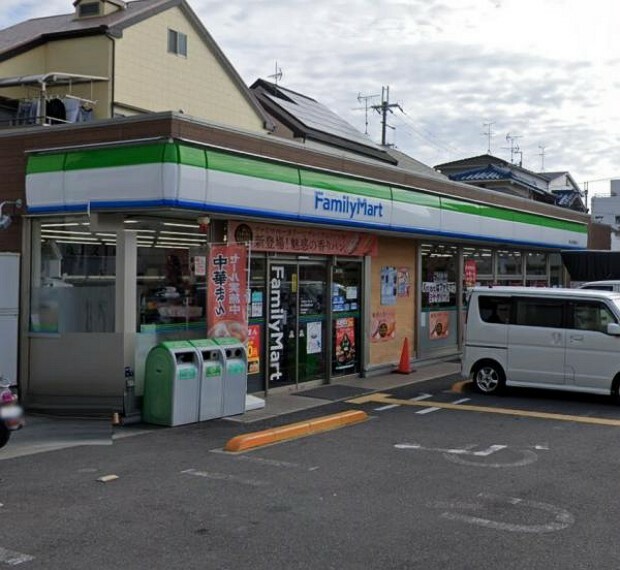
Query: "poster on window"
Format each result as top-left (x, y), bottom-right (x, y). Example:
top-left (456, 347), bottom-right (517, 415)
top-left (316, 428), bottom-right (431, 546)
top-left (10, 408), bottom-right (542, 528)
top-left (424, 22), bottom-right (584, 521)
top-left (370, 309), bottom-right (396, 342)
top-left (429, 311), bottom-right (450, 340)
top-left (335, 317), bottom-right (356, 370)
top-left (464, 260), bottom-right (477, 288)
top-left (207, 244), bottom-right (248, 343)
top-left (380, 266), bottom-right (398, 305)
top-left (247, 324), bottom-right (261, 374)
top-left (397, 267), bottom-right (410, 297)
top-left (306, 321), bottom-right (322, 354)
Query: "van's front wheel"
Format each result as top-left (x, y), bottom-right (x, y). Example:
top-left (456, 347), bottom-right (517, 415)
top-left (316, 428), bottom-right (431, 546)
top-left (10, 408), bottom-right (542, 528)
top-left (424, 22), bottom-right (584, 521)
top-left (473, 362), bottom-right (505, 395)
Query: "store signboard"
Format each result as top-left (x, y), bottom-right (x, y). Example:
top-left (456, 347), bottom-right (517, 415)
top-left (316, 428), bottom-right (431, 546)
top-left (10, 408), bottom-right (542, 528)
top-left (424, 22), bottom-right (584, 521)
top-left (268, 264), bottom-right (286, 384)
top-left (206, 244), bottom-right (248, 342)
top-left (229, 221), bottom-right (377, 256)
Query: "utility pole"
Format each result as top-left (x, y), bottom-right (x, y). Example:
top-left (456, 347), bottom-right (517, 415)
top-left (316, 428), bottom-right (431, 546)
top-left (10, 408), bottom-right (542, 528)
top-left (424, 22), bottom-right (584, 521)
top-left (371, 86), bottom-right (402, 147)
top-left (355, 92), bottom-right (380, 135)
top-left (483, 122), bottom-right (495, 154)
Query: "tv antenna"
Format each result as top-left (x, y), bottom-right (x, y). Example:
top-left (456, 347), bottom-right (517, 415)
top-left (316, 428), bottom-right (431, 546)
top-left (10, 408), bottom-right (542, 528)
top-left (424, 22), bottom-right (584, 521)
top-left (268, 61), bottom-right (283, 90)
top-left (538, 145), bottom-right (546, 171)
top-left (355, 92), bottom-right (380, 135)
top-left (482, 122), bottom-right (495, 154)
top-left (503, 133), bottom-right (522, 166)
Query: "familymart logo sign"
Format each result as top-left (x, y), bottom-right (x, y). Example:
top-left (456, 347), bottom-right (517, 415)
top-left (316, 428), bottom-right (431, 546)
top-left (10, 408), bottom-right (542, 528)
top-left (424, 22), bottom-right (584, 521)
top-left (314, 191), bottom-right (384, 219)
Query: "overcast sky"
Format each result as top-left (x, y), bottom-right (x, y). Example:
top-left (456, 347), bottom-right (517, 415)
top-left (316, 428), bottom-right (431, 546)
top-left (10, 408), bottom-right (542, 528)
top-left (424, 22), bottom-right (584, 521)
top-left (2, 0), bottom-right (619, 196)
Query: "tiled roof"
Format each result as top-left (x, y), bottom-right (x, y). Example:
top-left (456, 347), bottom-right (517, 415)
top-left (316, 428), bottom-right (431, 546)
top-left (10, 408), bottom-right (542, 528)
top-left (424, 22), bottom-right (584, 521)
top-left (449, 164), bottom-right (552, 197)
top-left (0, 0), bottom-right (174, 59)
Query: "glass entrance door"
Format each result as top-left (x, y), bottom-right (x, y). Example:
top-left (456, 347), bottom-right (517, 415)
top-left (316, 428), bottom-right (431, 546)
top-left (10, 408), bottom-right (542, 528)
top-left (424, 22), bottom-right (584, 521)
top-left (267, 260), bottom-right (327, 388)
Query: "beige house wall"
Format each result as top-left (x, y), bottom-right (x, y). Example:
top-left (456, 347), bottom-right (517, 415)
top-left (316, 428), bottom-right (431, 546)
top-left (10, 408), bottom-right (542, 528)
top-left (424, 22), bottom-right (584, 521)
top-left (114, 6), bottom-right (266, 132)
top-left (0, 37), bottom-right (113, 119)
top-left (369, 236), bottom-right (417, 367)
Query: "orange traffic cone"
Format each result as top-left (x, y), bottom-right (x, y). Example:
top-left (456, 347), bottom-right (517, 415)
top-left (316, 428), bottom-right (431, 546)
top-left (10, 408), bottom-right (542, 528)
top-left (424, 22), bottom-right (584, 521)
top-left (394, 338), bottom-right (413, 374)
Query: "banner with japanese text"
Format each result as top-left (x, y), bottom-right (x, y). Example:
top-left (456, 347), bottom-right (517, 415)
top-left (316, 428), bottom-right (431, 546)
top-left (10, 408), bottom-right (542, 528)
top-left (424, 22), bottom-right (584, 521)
top-left (207, 244), bottom-right (248, 343)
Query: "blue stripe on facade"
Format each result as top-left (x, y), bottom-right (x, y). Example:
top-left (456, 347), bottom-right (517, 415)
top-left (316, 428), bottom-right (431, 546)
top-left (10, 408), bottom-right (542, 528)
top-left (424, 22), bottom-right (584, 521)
top-left (28, 200), bottom-right (583, 249)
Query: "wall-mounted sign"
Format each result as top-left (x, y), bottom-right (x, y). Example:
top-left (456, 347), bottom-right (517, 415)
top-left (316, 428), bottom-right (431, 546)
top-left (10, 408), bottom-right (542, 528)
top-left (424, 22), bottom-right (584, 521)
top-left (380, 266), bottom-right (397, 306)
top-left (397, 267), bottom-right (410, 297)
top-left (370, 309), bottom-right (396, 343)
top-left (229, 221), bottom-right (377, 256)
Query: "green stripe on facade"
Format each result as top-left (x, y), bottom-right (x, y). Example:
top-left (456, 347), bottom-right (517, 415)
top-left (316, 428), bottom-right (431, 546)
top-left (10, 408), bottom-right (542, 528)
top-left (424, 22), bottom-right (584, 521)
top-left (300, 170), bottom-right (391, 200)
top-left (391, 187), bottom-right (441, 208)
top-left (207, 150), bottom-right (300, 185)
top-left (441, 197), bottom-right (480, 216)
top-left (63, 143), bottom-right (171, 171)
top-left (178, 145), bottom-right (207, 168)
top-left (26, 153), bottom-right (66, 174)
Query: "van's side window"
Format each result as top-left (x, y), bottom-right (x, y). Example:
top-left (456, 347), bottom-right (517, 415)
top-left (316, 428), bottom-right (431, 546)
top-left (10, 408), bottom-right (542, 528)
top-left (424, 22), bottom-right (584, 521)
top-left (514, 298), bottom-right (564, 328)
top-left (570, 301), bottom-right (616, 333)
top-left (478, 296), bottom-right (511, 324)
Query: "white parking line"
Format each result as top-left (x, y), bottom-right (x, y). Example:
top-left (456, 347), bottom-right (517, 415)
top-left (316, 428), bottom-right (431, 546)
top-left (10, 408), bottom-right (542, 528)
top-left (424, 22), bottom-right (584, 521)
top-left (416, 407), bottom-right (441, 415)
top-left (0, 546), bottom-right (34, 566)
top-left (452, 398), bottom-right (471, 405)
top-left (181, 469), bottom-right (267, 487)
top-left (374, 404), bottom-right (401, 411)
top-left (410, 394), bottom-right (433, 401)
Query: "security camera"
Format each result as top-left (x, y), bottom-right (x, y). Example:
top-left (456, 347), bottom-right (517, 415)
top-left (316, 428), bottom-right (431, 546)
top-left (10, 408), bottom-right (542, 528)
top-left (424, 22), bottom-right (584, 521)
top-left (0, 215), bottom-right (11, 230)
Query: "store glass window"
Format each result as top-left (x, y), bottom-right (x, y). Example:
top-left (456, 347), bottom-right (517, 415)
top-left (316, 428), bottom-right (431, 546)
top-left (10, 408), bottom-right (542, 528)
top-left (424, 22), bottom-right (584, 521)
top-left (549, 253), bottom-right (564, 287)
top-left (497, 250), bottom-right (523, 284)
top-left (420, 243), bottom-right (459, 355)
top-left (526, 252), bottom-right (548, 287)
top-left (137, 244), bottom-right (207, 332)
top-left (30, 218), bottom-right (116, 333)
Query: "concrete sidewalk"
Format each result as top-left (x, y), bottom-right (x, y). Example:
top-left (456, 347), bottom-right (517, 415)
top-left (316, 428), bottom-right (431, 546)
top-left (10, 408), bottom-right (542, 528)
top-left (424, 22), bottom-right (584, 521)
top-left (0, 359), bottom-right (461, 460)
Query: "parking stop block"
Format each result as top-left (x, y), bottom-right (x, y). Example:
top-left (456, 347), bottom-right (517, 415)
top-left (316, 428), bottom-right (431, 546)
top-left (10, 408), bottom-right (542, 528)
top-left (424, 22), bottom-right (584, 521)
top-left (224, 410), bottom-right (368, 452)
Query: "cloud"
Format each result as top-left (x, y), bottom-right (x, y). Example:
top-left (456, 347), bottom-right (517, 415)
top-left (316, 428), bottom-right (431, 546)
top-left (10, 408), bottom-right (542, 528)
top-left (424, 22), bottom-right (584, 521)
top-left (1, 0), bottom-right (619, 192)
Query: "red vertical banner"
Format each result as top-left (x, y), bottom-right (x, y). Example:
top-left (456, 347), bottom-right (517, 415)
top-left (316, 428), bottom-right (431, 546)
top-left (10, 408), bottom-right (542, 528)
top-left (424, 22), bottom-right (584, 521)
top-left (207, 244), bottom-right (248, 343)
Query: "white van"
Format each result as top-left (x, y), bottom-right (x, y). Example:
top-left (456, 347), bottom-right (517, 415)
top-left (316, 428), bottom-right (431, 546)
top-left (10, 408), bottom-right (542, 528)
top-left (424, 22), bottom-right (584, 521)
top-left (462, 286), bottom-right (620, 400)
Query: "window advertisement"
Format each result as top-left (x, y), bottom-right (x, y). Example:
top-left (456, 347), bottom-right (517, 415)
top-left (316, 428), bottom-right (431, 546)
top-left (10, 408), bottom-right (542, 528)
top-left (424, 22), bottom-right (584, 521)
top-left (526, 252), bottom-right (549, 286)
top-left (206, 244), bottom-right (248, 342)
top-left (332, 261), bottom-right (362, 376)
top-left (419, 243), bottom-right (458, 356)
top-left (247, 323), bottom-right (261, 375)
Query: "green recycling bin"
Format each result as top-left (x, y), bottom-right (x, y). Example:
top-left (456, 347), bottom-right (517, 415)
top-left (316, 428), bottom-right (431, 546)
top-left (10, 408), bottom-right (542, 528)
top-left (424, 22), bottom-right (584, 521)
top-left (213, 337), bottom-right (247, 417)
top-left (143, 341), bottom-right (200, 426)
top-left (189, 339), bottom-right (224, 421)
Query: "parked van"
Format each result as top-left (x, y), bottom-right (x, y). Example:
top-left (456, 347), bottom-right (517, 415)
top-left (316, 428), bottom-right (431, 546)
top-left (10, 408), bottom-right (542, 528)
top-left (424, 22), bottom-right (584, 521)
top-left (462, 286), bottom-right (620, 400)
top-left (578, 280), bottom-right (620, 292)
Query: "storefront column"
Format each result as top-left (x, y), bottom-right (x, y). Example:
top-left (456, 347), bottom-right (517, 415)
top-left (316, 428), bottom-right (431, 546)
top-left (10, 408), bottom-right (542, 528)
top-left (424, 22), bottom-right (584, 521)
top-left (115, 229), bottom-right (137, 333)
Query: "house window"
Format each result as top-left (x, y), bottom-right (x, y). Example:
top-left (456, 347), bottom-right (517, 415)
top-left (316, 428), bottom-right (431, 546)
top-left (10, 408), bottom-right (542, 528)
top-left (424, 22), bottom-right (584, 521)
top-left (79, 2), bottom-right (100, 17)
top-left (615, 215), bottom-right (620, 225)
top-left (168, 29), bottom-right (187, 57)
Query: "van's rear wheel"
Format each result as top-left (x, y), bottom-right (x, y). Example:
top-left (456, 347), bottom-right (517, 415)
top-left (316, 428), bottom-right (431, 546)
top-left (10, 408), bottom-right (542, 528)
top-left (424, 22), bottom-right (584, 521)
top-left (473, 362), bottom-right (505, 395)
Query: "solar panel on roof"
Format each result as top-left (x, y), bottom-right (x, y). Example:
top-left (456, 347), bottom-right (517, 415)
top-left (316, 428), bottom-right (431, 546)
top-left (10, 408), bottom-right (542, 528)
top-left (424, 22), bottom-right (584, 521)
top-left (264, 90), bottom-right (381, 150)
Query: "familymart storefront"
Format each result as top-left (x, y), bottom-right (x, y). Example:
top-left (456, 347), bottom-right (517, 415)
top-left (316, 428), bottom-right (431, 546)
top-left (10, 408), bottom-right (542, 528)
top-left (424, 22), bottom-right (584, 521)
top-left (22, 138), bottom-right (589, 412)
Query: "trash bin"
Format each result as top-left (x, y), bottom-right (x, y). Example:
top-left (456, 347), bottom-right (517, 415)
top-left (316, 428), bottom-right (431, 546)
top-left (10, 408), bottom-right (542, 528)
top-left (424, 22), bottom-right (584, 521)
top-left (143, 341), bottom-right (200, 426)
top-left (213, 337), bottom-right (247, 417)
top-left (189, 339), bottom-right (224, 421)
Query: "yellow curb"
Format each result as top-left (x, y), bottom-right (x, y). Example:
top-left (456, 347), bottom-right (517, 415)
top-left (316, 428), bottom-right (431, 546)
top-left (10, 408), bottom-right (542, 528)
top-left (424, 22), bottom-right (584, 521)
top-left (224, 410), bottom-right (369, 452)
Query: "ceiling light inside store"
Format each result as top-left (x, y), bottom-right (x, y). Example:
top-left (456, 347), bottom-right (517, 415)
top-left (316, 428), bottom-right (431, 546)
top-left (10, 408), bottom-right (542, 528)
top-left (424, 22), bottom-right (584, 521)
top-left (41, 222), bottom-right (81, 228)
top-left (160, 230), bottom-right (206, 238)
top-left (163, 222), bottom-right (200, 229)
top-left (124, 220), bottom-right (140, 224)
top-left (154, 245), bottom-right (190, 250)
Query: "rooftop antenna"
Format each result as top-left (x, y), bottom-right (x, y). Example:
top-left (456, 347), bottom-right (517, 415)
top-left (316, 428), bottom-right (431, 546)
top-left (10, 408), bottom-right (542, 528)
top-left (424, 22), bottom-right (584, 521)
top-left (482, 122), bottom-right (495, 154)
top-left (355, 92), bottom-right (380, 135)
top-left (503, 133), bottom-right (522, 165)
top-left (268, 61), bottom-right (283, 93)
top-left (538, 145), bottom-right (546, 171)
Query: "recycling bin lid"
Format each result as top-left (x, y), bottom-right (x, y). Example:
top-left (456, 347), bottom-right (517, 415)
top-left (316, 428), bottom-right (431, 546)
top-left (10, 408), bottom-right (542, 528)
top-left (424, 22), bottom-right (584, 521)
top-left (212, 337), bottom-right (243, 346)
top-left (189, 339), bottom-right (219, 349)
top-left (159, 340), bottom-right (195, 350)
